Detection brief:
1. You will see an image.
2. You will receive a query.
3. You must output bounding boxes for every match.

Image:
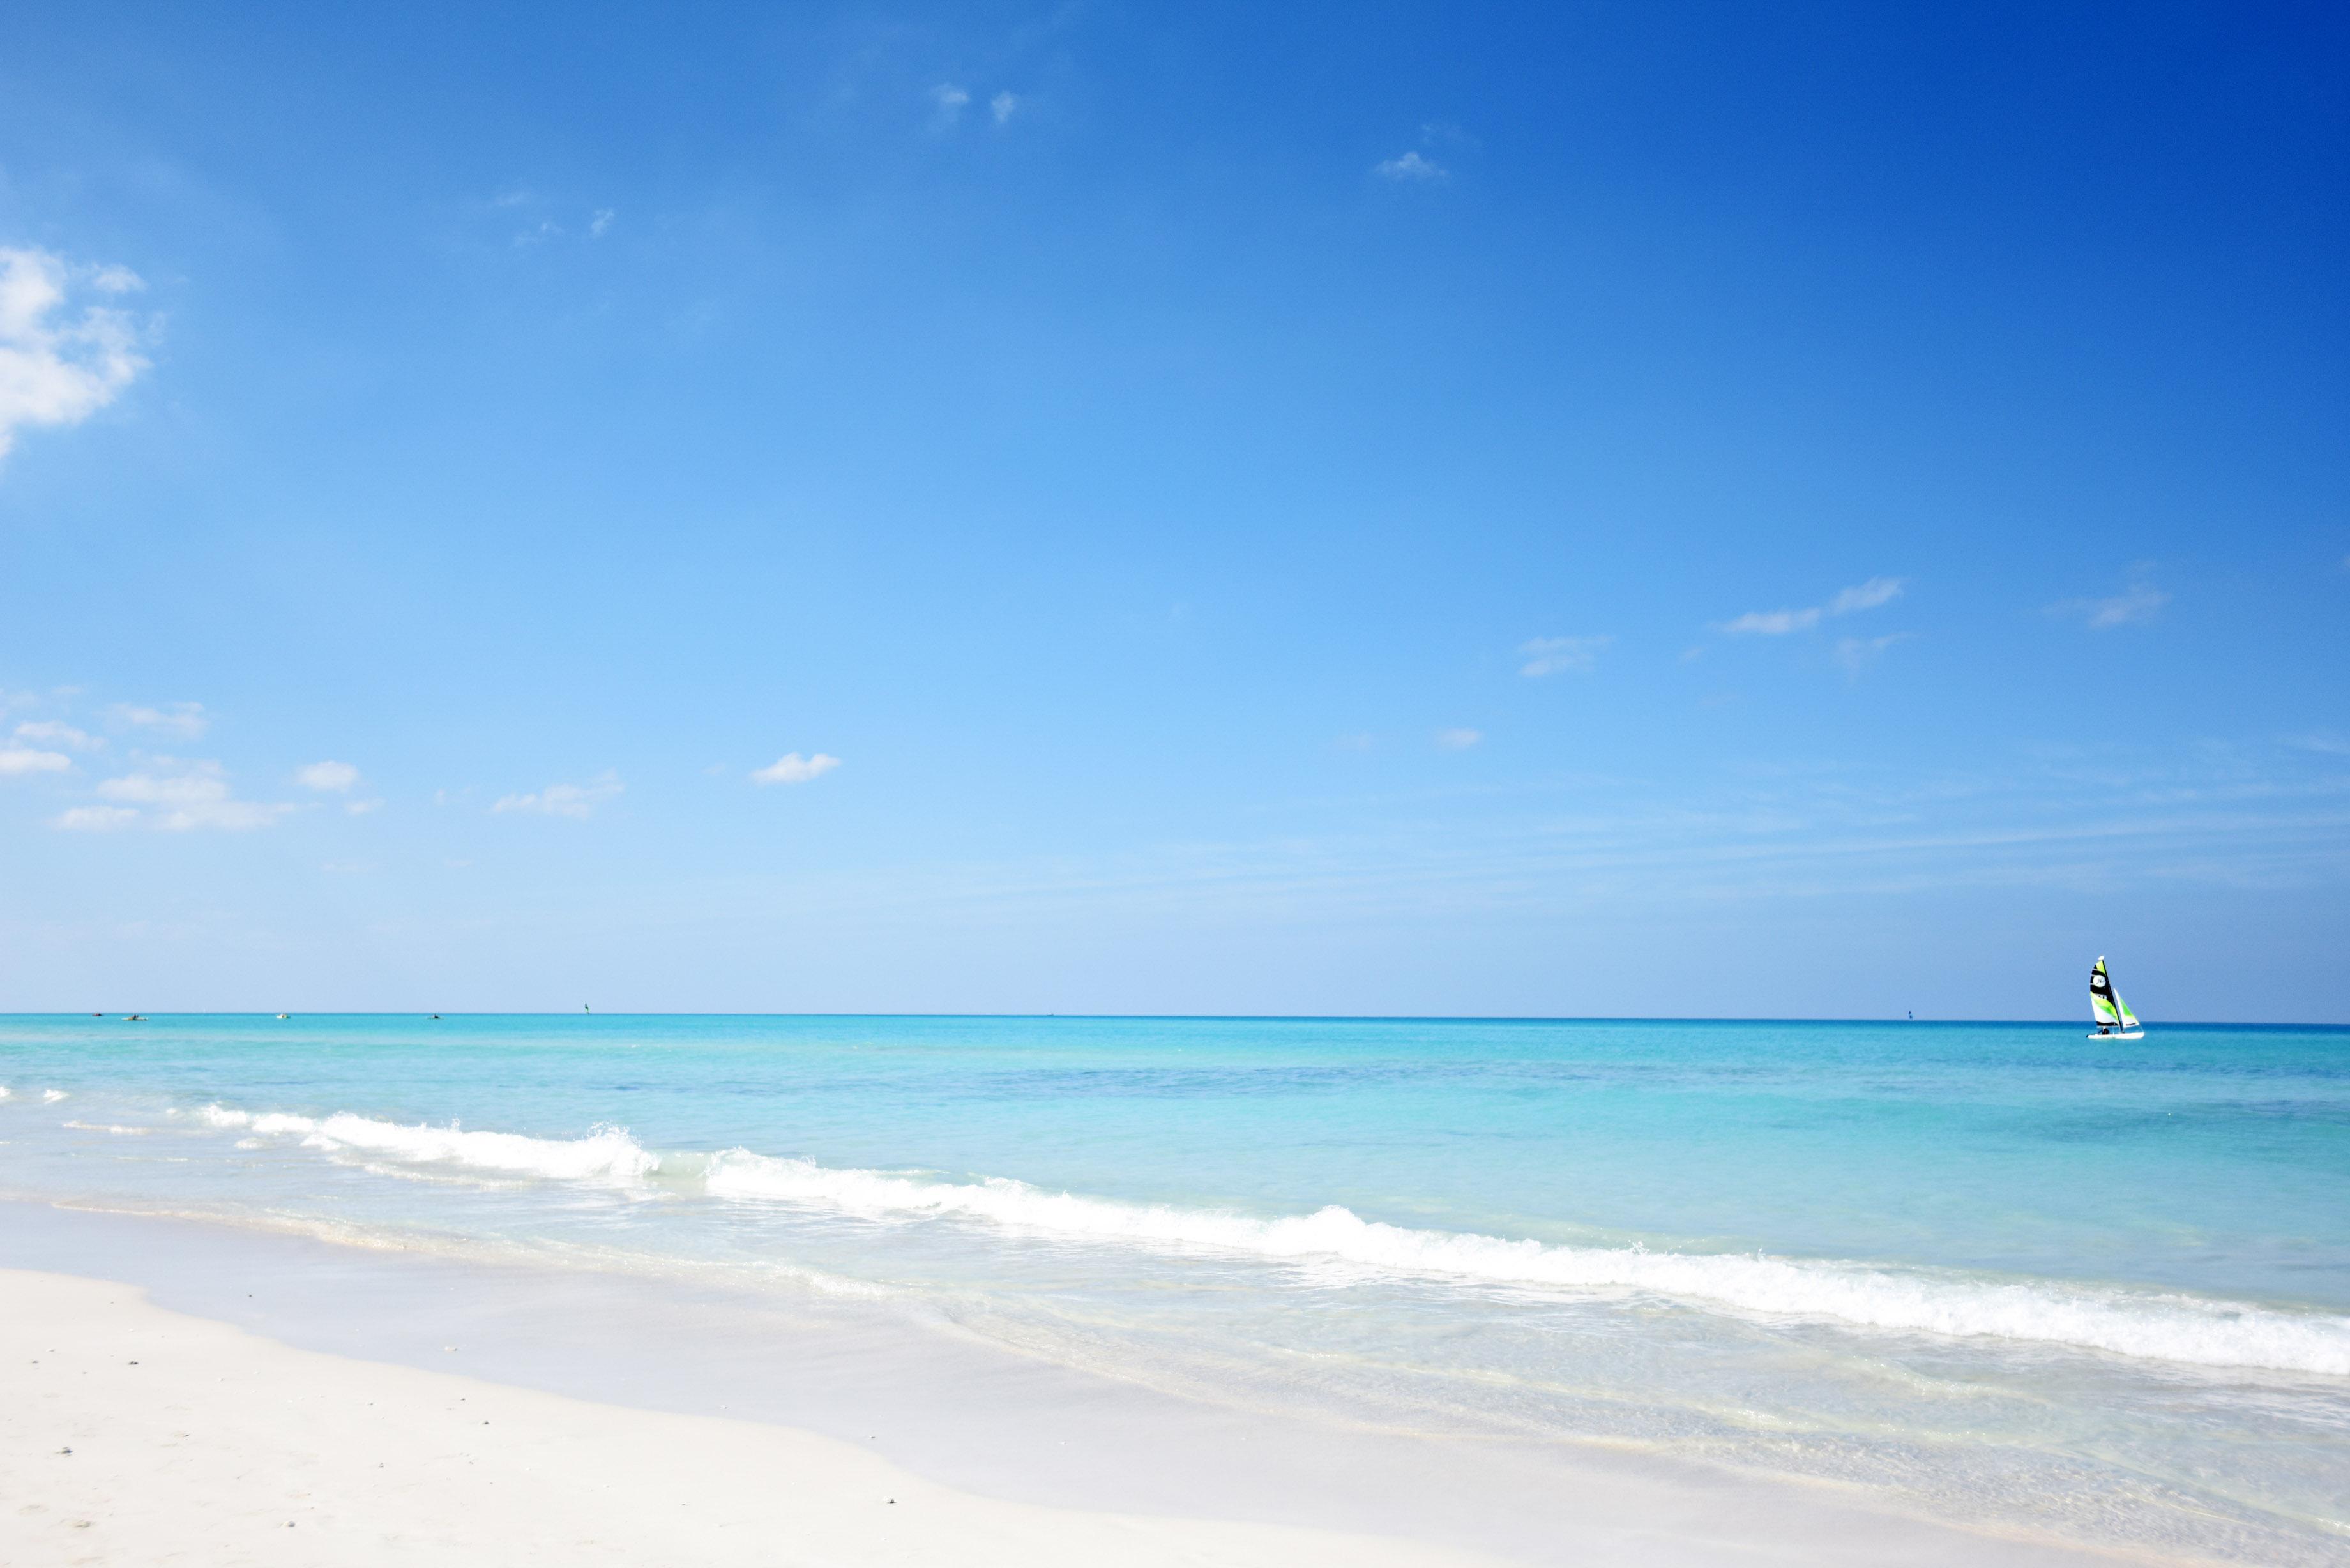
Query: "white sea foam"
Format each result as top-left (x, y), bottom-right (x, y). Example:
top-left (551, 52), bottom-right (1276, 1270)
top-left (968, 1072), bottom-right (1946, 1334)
top-left (701, 1150), bottom-right (2350, 1376)
top-left (0, 1085), bottom-right (11, 1099)
top-left (298, 1113), bottom-right (658, 1182)
top-left (41, 1089), bottom-right (66, 1103)
top-left (197, 1104), bottom-right (653, 1182)
top-left (63, 1120), bottom-right (149, 1135)
top-left (176, 1100), bottom-right (2350, 1376)
top-left (197, 1105), bottom-right (319, 1134)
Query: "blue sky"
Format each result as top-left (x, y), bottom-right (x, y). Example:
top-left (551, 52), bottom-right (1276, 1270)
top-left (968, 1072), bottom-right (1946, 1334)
top-left (1, 2), bottom-right (2344, 1018)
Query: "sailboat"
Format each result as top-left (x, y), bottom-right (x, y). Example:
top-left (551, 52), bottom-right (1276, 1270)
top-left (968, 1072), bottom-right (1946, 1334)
top-left (2088, 956), bottom-right (2144, 1040)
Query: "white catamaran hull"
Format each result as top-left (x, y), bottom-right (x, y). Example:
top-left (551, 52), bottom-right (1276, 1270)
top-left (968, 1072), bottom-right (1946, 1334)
top-left (2088, 1029), bottom-right (2145, 1040)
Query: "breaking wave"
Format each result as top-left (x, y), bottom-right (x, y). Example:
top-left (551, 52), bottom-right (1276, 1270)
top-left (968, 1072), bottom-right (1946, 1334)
top-left (199, 1106), bottom-right (656, 1182)
top-left (699, 1150), bottom-right (2350, 1375)
top-left (195, 1103), bottom-right (2350, 1375)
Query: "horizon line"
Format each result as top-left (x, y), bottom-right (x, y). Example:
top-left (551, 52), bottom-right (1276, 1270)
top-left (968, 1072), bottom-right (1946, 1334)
top-left (6, 1011), bottom-right (2344, 1029)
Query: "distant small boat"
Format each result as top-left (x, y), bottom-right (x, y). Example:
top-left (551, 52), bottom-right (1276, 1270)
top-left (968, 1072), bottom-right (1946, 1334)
top-left (276, 1013), bottom-right (290, 1020)
top-left (2089, 956), bottom-right (2144, 1040)
top-left (121, 1014), bottom-right (146, 1022)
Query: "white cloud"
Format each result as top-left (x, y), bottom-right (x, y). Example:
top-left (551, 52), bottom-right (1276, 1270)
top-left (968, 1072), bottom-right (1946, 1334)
top-left (0, 746), bottom-right (71, 775)
top-left (93, 759), bottom-right (292, 831)
top-left (1434, 727), bottom-right (1483, 750)
top-left (296, 760), bottom-right (360, 792)
top-left (15, 720), bottom-right (100, 751)
top-left (1374, 151), bottom-right (1448, 182)
top-left (1722, 607), bottom-right (1822, 636)
top-left (0, 247), bottom-right (151, 464)
top-left (752, 752), bottom-right (841, 786)
top-left (1834, 633), bottom-right (1910, 675)
top-left (932, 84), bottom-right (971, 124)
top-left (110, 701), bottom-right (208, 737)
top-left (54, 804), bottom-right (137, 831)
top-left (1722, 577), bottom-right (1904, 636)
top-left (1828, 576), bottom-right (1905, 615)
top-left (2054, 572), bottom-right (2169, 629)
top-left (1518, 634), bottom-right (1612, 677)
top-left (589, 208), bottom-right (615, 237)
top-left (492, 772), bottom-right (623, 819)
top-left (346, 797), bottom-right (384, 815)
top-left (990, 91), bottom-right (1019, 126)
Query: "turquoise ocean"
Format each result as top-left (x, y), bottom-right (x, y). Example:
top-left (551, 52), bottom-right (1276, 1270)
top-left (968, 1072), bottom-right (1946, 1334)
top-left (2, 1014), bottom-right (2344, 1559)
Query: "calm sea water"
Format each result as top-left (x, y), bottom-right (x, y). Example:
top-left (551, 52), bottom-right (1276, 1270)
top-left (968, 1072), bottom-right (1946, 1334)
top-left (3, 1014), bottom-right (2345, 1560)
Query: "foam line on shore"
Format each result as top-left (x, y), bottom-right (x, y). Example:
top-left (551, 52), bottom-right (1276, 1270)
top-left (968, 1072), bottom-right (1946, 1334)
top-left (192, 1103), bottom-right (2350, 1376)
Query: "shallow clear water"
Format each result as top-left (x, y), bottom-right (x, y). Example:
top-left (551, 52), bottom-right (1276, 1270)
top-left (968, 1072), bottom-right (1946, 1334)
top-left (2, 1013), bottom-right (2345, 1560)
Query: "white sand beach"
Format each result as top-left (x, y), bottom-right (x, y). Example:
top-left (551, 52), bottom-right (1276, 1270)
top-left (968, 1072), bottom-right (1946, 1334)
top-left (0, 1223), bottom-right (2139, 1568)
top-left (1, 1267), bottom-right (1496, 1568)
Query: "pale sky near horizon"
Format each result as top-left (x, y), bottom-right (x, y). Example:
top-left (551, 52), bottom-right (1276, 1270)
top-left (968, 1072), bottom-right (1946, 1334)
top-left (2, 3), bottom-right (2345, 1020)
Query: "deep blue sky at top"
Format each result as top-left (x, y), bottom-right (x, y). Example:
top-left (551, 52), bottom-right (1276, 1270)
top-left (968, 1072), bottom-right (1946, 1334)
top-left (1, 2), bottom-right (2344, 1017)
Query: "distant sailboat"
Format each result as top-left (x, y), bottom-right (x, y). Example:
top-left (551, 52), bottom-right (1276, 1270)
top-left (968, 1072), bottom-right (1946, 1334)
top-left (2089, 956), bottom-right (2144, 1040)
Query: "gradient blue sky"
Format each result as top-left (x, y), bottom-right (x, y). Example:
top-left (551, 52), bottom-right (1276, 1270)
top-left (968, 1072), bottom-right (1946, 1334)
top-left (2, 2), bottom-right (2344, 1018)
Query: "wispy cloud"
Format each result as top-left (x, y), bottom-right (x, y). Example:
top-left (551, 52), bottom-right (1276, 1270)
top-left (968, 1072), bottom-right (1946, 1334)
top-left (484, 191), bottom-right (613, 247)
top-left (1518, 635), bottom-right (1612, 677)
top-left (54, 804), bottom-right (136, 831)
top-left (1376, 121), bottom-right (1471, 183)
top-left (1721, 577), bottom-right (1905, 637)
top-left (1828, 576), bottom-right (1904, 615)
top-left (1374, 150), bottom-right (1447, 182)
top-left (298, 760), bottom-right (380, 813)
top-left (932, 83), bottom-right (971, 125)
top-left (753, 752), bottom-right (841, 786)
top-left (990, 91), bottom-right (1019, 126)
top-left (14, 720), bottom-right (100, 751)
top-left (1720, 607), bottom-right (1821, 636)
top-left (2052, 569), bottom-right (2168, 629)
top-left (1835, 633), bottom-right (1911, 675)
top-left (492, 772), bottom-right (623, 819)
top-left (1434, 728), bottom-right (1483, 750)
top-left (110, 701), bottom-right (207, 738)
top-left (0, 247), bottom-right (151, 464)
top-left (0, 746), bottom-right (72, 776)
top-left (89, 759), bottom-right (292, 831)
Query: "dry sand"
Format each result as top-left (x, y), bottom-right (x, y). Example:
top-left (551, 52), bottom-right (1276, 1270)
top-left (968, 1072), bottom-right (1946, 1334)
top-left (1, 1267), bottom-right (1500, 1567)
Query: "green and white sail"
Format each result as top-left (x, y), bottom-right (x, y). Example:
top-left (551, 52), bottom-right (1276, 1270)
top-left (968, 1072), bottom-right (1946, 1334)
top-left (2088, 957), bottom-right (2140, 1032)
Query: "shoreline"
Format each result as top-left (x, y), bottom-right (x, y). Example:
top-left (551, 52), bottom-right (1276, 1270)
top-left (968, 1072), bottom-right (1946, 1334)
top-left (0, 1202), bottom-right (2134, 1566)
top-left (1, 1266), bottom-right (1497, 1567)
